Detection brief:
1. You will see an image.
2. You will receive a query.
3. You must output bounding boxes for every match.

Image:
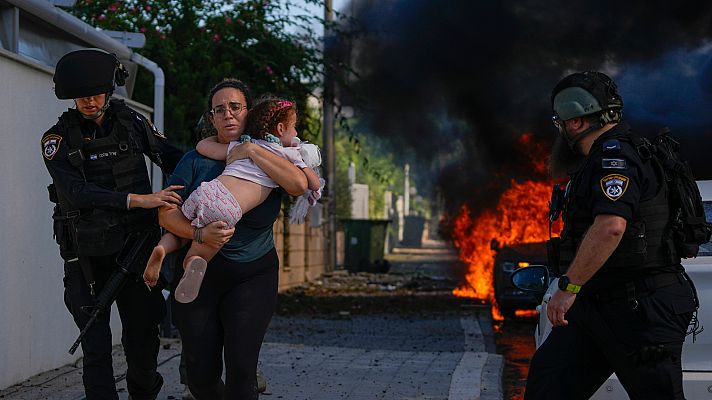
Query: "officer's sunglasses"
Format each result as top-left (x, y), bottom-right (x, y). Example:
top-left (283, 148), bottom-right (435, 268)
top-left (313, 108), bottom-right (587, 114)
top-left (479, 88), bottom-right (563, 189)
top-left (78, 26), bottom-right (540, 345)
top-left (210, 102), bottom-right (245, 117)
top-left (551, 114), bottom-right (563, 130)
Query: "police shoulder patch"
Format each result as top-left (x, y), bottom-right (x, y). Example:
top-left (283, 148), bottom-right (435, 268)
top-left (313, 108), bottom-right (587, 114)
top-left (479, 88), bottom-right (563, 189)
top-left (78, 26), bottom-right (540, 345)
top-left (600, 174), bottom-right (629, 201)
top-left (42, 134), bottom-right (63, 160)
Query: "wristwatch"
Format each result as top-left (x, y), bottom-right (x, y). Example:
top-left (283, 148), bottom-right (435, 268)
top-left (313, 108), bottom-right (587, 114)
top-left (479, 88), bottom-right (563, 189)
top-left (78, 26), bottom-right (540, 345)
top-left (558, 275), bottom-right (582, 294)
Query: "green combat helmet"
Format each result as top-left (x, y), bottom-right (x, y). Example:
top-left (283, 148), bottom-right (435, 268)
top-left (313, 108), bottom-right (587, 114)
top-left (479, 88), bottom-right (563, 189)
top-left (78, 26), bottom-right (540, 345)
top-left (550, 71), bottom-right (624, 149)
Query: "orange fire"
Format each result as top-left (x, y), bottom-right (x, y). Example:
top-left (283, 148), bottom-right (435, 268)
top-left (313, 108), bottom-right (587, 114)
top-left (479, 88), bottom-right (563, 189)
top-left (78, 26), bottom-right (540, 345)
top-left (452, 179), bottom-right (561, 320)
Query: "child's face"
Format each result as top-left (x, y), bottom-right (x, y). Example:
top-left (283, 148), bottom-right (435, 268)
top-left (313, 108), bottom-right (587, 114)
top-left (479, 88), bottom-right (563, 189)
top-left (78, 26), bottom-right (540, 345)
top-left (279, 112), bottom-right (298, 146)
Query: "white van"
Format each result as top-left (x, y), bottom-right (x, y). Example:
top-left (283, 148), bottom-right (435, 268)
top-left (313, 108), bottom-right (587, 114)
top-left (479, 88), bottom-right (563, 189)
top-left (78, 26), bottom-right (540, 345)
top-left (513, 180), bottom-right (712, 399)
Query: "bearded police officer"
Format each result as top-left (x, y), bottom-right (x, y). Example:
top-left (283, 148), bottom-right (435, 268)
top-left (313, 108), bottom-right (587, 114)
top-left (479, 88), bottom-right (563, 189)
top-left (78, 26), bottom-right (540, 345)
top-left (42, 49), bottom-right (184, 400)
top-left (524, 71), bottom-right (698, 399)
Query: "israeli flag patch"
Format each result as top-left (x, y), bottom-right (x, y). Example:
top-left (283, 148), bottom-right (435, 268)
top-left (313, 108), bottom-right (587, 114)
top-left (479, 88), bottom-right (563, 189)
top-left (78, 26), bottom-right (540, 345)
top-left (600, 174), bottom-right (629, 201)
top-left (602, 158), bottom-right (627, 170)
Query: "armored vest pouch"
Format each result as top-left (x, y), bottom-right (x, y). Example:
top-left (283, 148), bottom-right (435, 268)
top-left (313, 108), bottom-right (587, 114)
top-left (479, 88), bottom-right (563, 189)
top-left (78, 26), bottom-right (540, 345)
top-left (74, 210), bottom-right (125, 256)
top-left (603, 220), bottom-right (648, 268)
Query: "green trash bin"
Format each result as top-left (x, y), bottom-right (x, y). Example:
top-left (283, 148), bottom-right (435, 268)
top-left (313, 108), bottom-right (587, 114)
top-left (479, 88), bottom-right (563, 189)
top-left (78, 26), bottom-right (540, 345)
top-left (402, 215), bottom-right (425, 248)
top-left (342, 219), bottom-right (391, 273)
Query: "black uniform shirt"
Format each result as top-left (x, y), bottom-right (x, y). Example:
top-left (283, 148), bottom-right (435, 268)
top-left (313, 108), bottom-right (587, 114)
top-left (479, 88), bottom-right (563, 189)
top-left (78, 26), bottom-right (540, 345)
top-left (41, 103), bottom-right (184, 210)
top-left (571, 122), bottom-right (659, 223)
top-left (568, 122), bottom-right (662, 288)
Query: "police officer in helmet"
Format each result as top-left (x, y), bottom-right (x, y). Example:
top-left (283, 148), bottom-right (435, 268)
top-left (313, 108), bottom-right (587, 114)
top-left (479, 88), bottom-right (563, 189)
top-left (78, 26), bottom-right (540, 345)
top-left (525, 71), bottom-right (698, 399)
top-left (42, 49), bottom-right (184, 399)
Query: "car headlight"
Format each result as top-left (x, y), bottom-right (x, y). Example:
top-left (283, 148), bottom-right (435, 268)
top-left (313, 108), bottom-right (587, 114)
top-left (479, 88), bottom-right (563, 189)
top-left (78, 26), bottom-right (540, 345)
top-left (502, 261), bottom-right (516, 272)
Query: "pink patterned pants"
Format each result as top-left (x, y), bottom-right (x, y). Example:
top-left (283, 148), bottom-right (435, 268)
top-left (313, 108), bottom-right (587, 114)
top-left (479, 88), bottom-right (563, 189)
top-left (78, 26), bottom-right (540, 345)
top-left (181, 179), bottom-right (243, 228)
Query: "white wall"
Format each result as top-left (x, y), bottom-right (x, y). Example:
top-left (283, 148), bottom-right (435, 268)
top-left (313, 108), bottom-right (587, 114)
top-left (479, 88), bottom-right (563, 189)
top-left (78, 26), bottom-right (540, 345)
top-left (0, 49), bottom-right (153, 389)
top-left (350, 183), bottom-right (369, 219)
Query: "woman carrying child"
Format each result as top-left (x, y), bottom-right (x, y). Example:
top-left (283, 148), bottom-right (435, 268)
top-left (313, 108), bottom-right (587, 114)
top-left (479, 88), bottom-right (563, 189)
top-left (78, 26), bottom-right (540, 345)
top-left (144, 96), bottom-right (321, 303)
top-left (153, 79), bottom-right (313, 399)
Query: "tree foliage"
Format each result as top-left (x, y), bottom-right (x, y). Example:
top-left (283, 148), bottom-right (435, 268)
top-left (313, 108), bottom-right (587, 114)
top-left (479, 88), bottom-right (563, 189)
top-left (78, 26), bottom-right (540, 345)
top-left (335, 119), bottom-right (429, 220)
top-left (68, 0), bottom-right (430, 224)
top-left (69, 0), bottom-right (324, 145)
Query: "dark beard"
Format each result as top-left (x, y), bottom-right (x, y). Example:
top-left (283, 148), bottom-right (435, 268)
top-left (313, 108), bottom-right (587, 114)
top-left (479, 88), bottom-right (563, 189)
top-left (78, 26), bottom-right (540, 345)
top-left (548, 133), bottom-right (582, 179)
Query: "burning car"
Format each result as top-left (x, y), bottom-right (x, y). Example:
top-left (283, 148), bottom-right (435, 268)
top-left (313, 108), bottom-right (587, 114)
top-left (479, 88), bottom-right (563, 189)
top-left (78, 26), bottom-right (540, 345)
top-left (512, 180), bottom-right (712, 399)
top-left (492, 240), bottom-right (548, 318)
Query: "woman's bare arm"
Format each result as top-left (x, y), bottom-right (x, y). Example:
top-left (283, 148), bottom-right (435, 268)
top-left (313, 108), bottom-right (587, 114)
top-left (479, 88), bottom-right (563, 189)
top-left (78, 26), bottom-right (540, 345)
top-left (196, 136), bottom-right (229, 161)
top-left (227, 142), bottom-right (308, 195)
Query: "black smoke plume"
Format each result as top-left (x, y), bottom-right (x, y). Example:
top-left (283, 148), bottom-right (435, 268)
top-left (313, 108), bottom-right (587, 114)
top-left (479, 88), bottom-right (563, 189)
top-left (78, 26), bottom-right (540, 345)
top-left (332, 0), bottom-right (712, 217)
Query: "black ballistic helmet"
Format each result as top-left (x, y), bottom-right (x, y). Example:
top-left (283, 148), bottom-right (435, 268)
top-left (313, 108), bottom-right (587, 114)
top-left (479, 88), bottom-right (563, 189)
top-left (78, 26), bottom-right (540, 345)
top-left (53, 49), bottom-right (129, 99)
top-left (551, 71), bottom-right (623, 121)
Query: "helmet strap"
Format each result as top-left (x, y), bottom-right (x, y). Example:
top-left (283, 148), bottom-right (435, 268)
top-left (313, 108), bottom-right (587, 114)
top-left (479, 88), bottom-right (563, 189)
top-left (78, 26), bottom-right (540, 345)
top-left (562, 122), bottom-right (600, 152)
top-left (562, 109), bottom-right (621, 152)
top-left (76, 93), bottom-right (111, 121)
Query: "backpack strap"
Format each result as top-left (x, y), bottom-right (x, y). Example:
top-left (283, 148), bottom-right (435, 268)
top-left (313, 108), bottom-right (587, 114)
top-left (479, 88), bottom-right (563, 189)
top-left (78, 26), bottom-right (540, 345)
top-left (113, 99), bottom-right (165, 166)
top-left (111, 99), bottom-right (133, 154)
top-left (59, 110), bottom-right (87, 180)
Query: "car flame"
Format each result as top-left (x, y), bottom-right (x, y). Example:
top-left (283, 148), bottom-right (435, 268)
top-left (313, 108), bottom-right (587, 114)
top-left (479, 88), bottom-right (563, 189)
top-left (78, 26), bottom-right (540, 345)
top-left (450, 134), bottom-right (562, 319)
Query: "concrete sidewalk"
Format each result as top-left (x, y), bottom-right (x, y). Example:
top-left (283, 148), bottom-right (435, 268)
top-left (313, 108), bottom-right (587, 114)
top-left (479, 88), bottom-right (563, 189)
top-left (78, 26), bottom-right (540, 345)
top-left (0, 314), bottom-right (502, 400)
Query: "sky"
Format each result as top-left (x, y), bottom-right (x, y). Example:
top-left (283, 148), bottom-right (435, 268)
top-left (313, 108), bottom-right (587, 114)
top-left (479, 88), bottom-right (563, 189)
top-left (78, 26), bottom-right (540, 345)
top-left (285, 0), bottom-right (349, 37)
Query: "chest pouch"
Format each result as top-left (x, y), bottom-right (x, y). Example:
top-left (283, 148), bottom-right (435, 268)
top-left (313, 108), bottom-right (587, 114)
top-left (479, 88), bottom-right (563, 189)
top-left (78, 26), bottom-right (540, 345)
top-left (74, 210), bottom-right (125, 256)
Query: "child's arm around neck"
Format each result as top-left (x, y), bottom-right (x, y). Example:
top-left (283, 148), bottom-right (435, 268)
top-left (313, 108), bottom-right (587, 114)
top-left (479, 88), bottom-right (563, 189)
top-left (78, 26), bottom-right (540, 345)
top-left (196, 135), bottom-right (229, 161)
top-left (303, 167), bottom-right (321, 191)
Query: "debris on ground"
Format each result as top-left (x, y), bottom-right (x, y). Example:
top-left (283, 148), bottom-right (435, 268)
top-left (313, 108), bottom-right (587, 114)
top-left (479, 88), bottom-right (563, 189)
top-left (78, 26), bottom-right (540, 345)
top-left (277, 269), bottom-right (487, 317)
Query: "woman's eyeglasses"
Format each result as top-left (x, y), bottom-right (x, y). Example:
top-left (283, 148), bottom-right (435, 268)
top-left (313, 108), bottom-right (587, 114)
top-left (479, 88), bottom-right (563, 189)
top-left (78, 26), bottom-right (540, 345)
top-left (210, 102), bottom-right (245, 117)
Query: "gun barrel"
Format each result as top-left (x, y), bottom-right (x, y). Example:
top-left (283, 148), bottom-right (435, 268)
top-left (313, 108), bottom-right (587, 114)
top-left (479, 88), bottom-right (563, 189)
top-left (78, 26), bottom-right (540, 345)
top-left (68, 310), bottom-right (100, 355)
top-left (67, 228), bottom-right (158, 354)
top-left (67, 270), bottom-right (129, 355)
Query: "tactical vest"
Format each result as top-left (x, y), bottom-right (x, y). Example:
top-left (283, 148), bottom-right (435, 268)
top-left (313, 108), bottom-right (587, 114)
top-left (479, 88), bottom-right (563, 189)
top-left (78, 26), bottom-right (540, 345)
top-left (556, 142), bottom-right (679, 274)
top-left (54, 99), bottom-right (156, 256)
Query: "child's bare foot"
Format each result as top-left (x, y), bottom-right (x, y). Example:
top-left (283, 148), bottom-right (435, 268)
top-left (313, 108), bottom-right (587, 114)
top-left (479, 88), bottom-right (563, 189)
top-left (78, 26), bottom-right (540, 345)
top-left (143, 245), bottom-right (166, 288)
top-left (175, 256), bottom-right (208, 304)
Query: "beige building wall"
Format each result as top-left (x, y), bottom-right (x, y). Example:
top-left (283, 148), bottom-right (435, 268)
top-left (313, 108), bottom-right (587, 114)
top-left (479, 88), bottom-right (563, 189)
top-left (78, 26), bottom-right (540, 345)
top-left (274, 211), bottom-right (330, 292)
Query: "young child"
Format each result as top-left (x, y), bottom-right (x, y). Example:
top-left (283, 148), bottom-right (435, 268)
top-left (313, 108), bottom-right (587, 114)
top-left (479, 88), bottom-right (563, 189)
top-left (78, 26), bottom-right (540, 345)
top-left (143, 97), bottom-right (322, 303)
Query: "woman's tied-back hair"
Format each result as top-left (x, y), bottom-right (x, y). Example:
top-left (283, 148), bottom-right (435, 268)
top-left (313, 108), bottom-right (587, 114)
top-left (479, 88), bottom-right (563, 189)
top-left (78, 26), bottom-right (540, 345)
top-left (244, 95), bottom-right (297, 140)
top-left (197, 78), bottom-right (252, 140)
top-left (207, 78), bottom-right (252, 111)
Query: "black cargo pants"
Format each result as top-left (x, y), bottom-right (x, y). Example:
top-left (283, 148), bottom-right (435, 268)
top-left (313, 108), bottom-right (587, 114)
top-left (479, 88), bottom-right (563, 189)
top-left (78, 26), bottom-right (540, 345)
top-left (63, 254), bottom-right (166, 400)
top-left (525, 274), bottom-right (697, 400)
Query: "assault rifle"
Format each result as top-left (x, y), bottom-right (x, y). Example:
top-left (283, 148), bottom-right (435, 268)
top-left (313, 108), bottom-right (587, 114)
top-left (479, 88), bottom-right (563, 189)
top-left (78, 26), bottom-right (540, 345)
top-left (68, 228), bottom-right (159, 355)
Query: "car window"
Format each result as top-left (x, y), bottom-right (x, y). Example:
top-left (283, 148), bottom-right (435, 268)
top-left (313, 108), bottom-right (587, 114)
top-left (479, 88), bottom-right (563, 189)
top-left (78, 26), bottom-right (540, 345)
top-left (700, 201), bottom-right (712, 256)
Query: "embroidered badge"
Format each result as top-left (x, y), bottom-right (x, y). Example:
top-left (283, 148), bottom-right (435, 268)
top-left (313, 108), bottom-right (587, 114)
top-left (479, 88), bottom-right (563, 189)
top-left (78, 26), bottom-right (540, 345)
top-left (602, 158), bottom-right (627, 170)
top-left (602, 139), bottom-right (621, 154)
top-left (600, 174), bottom-right (629, 201)
top-left (42, 134), bottom-right (62, 160)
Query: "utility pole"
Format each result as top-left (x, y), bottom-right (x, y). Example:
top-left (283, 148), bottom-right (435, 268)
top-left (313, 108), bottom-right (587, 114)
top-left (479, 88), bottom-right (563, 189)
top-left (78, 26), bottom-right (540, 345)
top-left (323, 0), bottom-right (337, 272)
